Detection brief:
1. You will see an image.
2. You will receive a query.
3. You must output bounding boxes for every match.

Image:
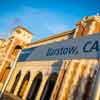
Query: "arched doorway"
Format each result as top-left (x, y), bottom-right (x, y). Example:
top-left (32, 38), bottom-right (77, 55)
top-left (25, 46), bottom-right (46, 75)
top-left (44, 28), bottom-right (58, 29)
top-left (18, 71), bottom-right (30, 98)
top-left (0, 67), bottom-right (11, 83)
top-left (41, 72), bottom-right (58, 100)
top-left (10, 71), bottom-right (21, 93)
top-left (27, 72), bottom-right (42, 100)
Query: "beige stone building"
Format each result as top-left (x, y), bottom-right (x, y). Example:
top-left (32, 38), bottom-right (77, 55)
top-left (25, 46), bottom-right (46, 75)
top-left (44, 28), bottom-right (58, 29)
top-left (0, 14), bottom-right (100, 100)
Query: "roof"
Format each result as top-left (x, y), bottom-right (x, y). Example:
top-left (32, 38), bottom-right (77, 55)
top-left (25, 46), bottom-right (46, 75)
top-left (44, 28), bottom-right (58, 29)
top-left (0, 38), bottom-right (5, 41)
top-left (14, 26), bottom-right (33, 35)
top-left (27, 29), bottom-right (75, 47)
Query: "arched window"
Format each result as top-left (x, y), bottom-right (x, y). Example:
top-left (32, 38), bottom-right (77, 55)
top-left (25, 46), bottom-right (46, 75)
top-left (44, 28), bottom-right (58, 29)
top-left (18, 71), bottom-right (30, 98)
top-left (12, 45), bottom-right (21, 57)
top-left (10, 71), bottom-right (21, 93)
top-left (0, 67), bottom-right (11, 83)
top-left (27, 72), bottom-right (42, 100)
top-left (41, 72), bottom-right (58, 100)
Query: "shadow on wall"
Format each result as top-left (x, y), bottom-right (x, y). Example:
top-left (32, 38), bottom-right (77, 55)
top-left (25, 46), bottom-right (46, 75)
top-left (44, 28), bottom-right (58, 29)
top-left (40, 60), bottom-right (63, 100)
top-left (27, 72), bottom-right (43, 100)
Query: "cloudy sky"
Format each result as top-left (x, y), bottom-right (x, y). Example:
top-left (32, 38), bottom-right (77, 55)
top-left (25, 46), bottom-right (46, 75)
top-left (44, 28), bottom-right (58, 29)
top-left (0, 0), bottom-right (100, 41)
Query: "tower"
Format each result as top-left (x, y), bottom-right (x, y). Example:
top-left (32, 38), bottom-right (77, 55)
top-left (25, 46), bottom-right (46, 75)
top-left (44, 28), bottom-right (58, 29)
top-left (51, 14), bottom-right (100, 100)
top-left (0, 26), bottom-right (32, 86)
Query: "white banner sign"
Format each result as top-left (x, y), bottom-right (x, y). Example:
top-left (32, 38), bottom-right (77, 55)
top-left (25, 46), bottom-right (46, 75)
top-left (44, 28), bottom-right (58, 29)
top-left (18, 33), bottom-right (100, 61)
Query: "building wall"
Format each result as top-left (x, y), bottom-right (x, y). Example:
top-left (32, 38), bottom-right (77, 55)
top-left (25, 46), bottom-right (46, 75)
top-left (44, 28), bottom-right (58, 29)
top-left (1, 14), bottom-right (100, 100)
top-left (5, 30), bottom-right (73, 100)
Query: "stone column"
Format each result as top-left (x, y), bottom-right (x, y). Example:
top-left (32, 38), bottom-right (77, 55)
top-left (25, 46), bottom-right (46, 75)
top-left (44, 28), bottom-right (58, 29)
top-left (35, 76), bottom-right (49, 100)
top-left (22, 72), bottom-right (38, 100)
top-left (50, 61), bottom-right (69, 100)
top-left (57, 60), bottom-right (79, 100)
top-left (14, 72), bottom-right (25, 96)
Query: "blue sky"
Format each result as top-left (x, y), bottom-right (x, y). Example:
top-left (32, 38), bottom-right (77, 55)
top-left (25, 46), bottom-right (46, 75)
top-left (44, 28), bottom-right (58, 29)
top-left (0, 0), bottom-right (100, 41)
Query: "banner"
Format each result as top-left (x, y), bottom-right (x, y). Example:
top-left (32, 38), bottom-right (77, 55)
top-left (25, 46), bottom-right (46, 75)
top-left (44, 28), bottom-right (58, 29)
top-left (18, 33), bottom-right (100, 61)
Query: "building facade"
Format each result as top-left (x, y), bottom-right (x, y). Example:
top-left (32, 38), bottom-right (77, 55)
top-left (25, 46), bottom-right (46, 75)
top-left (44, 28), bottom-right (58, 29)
top-left (0, 14), bottom-right (100, 100)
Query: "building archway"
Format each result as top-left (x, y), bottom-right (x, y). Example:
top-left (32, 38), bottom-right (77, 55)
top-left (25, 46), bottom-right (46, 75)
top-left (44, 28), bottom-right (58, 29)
top-left (0, 67), bottom-right (11, 83)
top-left (10, 71), bottom-right (21, 93)
top-left (12, 45), bottom-right (22, 57)
top-left (18, 71), bottom-right (30, 98)
top-left (41, 72), bottom-right (58, 100)
top-left (27, 72), bottom-right (42, 100)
